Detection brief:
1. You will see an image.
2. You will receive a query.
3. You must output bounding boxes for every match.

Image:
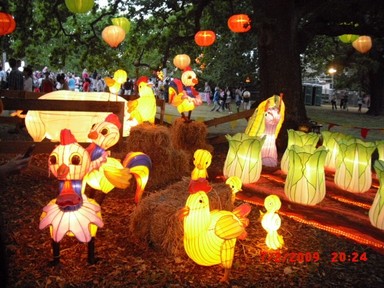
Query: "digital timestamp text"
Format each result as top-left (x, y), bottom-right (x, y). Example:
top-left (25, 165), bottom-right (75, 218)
top-left (260, 251), bottom-right (368, 263)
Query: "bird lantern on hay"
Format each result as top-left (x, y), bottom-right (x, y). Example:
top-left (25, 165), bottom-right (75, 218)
top-left (227, 14), bottom-right (251, 33)
top-left (245, 94), bottom-right (285, 168)
top-left (180, 183), bottom-right (251, 283)
top-left (102, 25), bottom-right (126, 48)
top-left (0, 12), bottom-right (16, 35)
top-left (338, 34), bottom-right (359, 44)
top-left (284, 145), bottom-right (328, 205)
top-left (39, 129), bottom-right (104, 265)
top-left (369, 160), bottom-right (384, 230)
top-left (352, 36), bottom-right (372, 53)
top-left (191, 149), bottom-right (212, 180)
top-left (194, 30), bottom-right (216, 47)
top-left (280, 129), bottom-right (320, 174)
top-left (223, 133), bottom-right (265, 184)
top-left (65, 0), bottom-right (94, 13)
top-left (334, 137), bottom-right (376, 193)
top-left (261, 195), bottom-right (284, 250)
top-left (173, 54), bottom-right (191, 70)
top-left (111, 17), bottom-right (130, 34)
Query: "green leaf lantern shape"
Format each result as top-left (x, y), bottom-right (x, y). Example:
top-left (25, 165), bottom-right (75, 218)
top-left (280, 129), bottom-right (320, 174)
top-left (376, 140), bottom-right (384, 161)
top-left (223, 133), bottom-right (265, 184)
top-left (334, 137), bottom-right (376, 193)
top-left (321, 131), bottom-right (353, 172)
top-left (369, 160), bottom-right (384, 230)
top-left (284, 145), bottom-right (328, 205)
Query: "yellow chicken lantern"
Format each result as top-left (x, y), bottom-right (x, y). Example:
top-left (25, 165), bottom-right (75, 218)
top-left (179, 182), bottom-right (252, 283)
top-left (225, 176), bottom-right (243, 204)
top-left (191, 149), bottom-right (212, 180)
top-left (261, 195), bottom-right (284, 250)
top-left (39, 129), bottom-right (104, 264)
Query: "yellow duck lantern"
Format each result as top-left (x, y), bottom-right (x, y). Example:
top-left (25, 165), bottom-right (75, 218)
top-left (261, 195), bottom-right (284, 250)
top-left (225, 176), bottom-right (243, 204)
top-left (179, 180), bottom-right (252, 283)
top-left (191, 149), bottom-right (212, 180)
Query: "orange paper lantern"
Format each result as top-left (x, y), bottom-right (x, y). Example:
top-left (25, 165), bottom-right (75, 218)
top-left (173, 54), bottom-right (191, 70)
top-left (194, 30), bottom-right (216, 47)
top-left (352, 36), bottom-right (372, 53)
top-left (0, 12), bottom-right (16, 35)
top-left (102, 25), bottom-right (126, 48)
top-left (227, 14), bottom-right (251, 33)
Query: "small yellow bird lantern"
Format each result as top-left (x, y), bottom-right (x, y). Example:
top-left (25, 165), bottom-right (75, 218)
top-left (334, 137), bottom-right (376, 193)
top-left (65, 0), bottom-right (94, 13)
top-left (113, 69), bottom-right (128, 85)
top-left (225, 176), bottom-right (242, 204)
top-left (369, 160), bottom-right (384, 230)
top-left (173, 54), bottom-right (191, 70)
top-left (280, 129), bottom-right (320, 174)
top-left (261, 195), bottom-right (284, 250)
top-left (191, 149), bottom-right (212, 180)
top-left (284, 145), bottom-right (328, 205)
top-left (245, 94), bottom-right (285, 167)
top-left (352, 36), bottom-right (372, 53)
top-left (111, 17), bottom-right (131, 34)
top-left (102, 25), bottom-right (126, 48)
top-left (223, 133), bottom-right (265, 184)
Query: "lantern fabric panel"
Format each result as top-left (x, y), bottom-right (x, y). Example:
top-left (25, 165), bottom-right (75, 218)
top-left (223, 133), bottom-right (265, 184)
top-left (281, 129), bottom-right (320, 174)
top-left (194, 30), bottom-right (216, 47)
top-left (334, 138), bottom-right (376, 193)
top-left (65, 0), bottom-right (94, 13)
top-left (284, 145), bottom-right (328, 205)
top-left (102, 25), bottom-right (126, 48)
top-left (173, 54), bottom-right (191, 70)
top-left (352, 36), bottom-right (372, 54)
top-left (376, 140), bottom-right (384, 160)
top-left (227, 14), bottom-right (251, 33)
top-left (369, 160), bottom-right (384, 230)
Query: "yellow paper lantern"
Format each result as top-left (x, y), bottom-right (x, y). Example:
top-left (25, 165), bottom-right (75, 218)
top-left (25, 91), bottom-right (129, 142)
top-left (338, 34), bottom-right (359, 44)
top-left (65, 0), bottom-right (94, 13)
top-left (245, 94), bottom-right (285, 167)
top-left (334, 137), bottom-right (376, 193)
top-left (352, 36), bottom-right (372, 53)
top-left (102, 25), bottom-right (126, 48)
top-left (284, 145), bottom-right (328, 205)
top-left (261, 195), bottom-right (284, 250)
top-left (223, 133), bottom-right (265, 184)
top-left (369, 160), bottom-right (384, 229)
top-left (111, 17), bottom-right (131, 34)
top-left (113, 69), bottom-right (128, 84)
top-left (173, 54), bottom-right (191, 70)
top-left (281, 129), bottom-right (320, 174)
top-left (181, 189), bottom-right (251, 283)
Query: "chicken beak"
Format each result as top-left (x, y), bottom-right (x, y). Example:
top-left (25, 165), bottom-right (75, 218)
top-left (176, 206), bottom-right (190, 221)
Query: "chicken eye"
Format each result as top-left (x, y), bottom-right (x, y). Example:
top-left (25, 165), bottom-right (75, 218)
top-left (91, 123), bottom-right (97, 129)
top-left (70, 154), bottom-right (82, 165)
top-left (101, 128), bottom-right (109, 136)
top-left (199, 199), bottom-right (203, 203)
top-left (49, 154), bottom-right (57, 165)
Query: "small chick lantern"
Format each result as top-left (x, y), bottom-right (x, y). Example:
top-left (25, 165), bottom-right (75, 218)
top-left (225, 176), bottom-right (243, 204)
top-left (191, 149), bottom-right (212, 180)
top-left (261, 195), bottom-right (284, 250)
top-left (179, 181), bottom-right (252, 283)
top-left (39, 129), bottom-right (104, 265)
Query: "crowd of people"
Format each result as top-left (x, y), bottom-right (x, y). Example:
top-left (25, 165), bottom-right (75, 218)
top-left (210, 86), bottom-right (252, 113)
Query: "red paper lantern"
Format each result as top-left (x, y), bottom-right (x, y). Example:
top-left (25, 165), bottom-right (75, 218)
top-left (352, 36), bottom-right (372, 54)
top-left (102, 25), bottom-right (126, 48)
top-left (0, 12), bottom-right (16, 36)
top-left (194, 30), bottom-right (216, 47)
top-left (227, 14), bottom-right (251, 33)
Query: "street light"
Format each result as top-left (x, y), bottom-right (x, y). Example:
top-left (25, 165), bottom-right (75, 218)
top-left (328, 67), bottom-right (337, 89)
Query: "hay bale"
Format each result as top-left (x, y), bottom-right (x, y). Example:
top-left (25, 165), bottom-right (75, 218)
top-left (122, 123), bottom-right (190, 190)
top-left (170, 118), bottom-right (213, 158)
top-left (129, 177), bottom-right (234, 256)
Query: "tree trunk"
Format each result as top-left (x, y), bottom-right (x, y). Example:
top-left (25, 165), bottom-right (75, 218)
top-left (367, 62), bottom-right (384, 116)
top-left (254, 0), bottom-right (308, 150)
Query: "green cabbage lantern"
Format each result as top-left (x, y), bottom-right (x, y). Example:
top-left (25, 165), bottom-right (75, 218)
top-left (376, 140), bottom-right (384, 161)
top-left (369, 160), bottom-right (384, 230)
top-left (321, 131), bottom-right (353, 172)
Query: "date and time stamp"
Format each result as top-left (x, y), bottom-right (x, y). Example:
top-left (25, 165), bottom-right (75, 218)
top-left (260, 251), bottom-right (368, 263)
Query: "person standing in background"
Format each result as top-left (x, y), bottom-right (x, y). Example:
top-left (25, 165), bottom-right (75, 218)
top-left (7, 58), bottom-right (24, 91)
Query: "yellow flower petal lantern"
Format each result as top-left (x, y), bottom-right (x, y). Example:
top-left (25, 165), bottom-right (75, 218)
top-left (338, 34), bottom-right (359, 43)
top-left (180, 185), bottom-right (251, 283)
top-left (376, 140), bottom-right (384, 160)
top-left (352, 36), bottom-right (372, 54)
top-left (223, 133), bottom-right (265, 184)
top-left (334, 137), bottom-right (376, 193)
top-left (321, 131), bottom-right (353, 173)
top-left (261, 195), bottom-right (284, 250)
top-left (280, 129), bottom-right (320, 174)
top-left (284, 145), bottom-right (328, 205)
top-left (65, 0), bottom-right (94, 13)
top-left (227, 14), bottom-right (251, 33)
top-left (173, 54), bottom-right (191, 70)
top-left (102, 25), bottom-right (126, 48)
top-left (111, 17), bottom-right (130, 34)
top-left (245, 94), bottom-right (285, 167)
top-left (194, 30), bottom-right (216, 47)
top-left (369, 160), bottom-right (384, 230)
